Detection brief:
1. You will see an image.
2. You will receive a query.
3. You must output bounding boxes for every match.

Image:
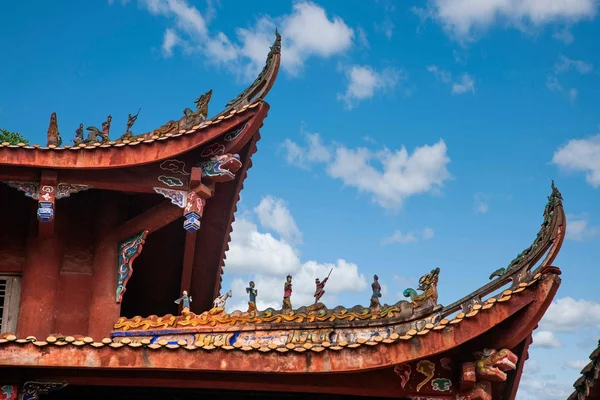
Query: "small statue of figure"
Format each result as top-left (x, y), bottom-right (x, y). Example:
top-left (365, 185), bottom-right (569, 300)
top-left (46, 112), bottom-right (62, 147)
top-left (126, 108), bottom-right (141, 134)
top-left (174, 290), bottom-right (192, 314)
top-left (102, 114), bottom-right (112, 135)
top-left (73, 123), bottom-right (84, 145)
top-left (282, 275), bottom-right (293, 311)
top-left (370, 274), bottom-right (382, 310)
top-left (246, 281), bottom-right (258, 312)
top-left (212, 290), bottom-right (232, 309)
top-left (314, 269), bottom-right (332, 304)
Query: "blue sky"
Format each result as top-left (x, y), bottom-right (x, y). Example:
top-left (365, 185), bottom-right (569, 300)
top-left (2, 0), bottom-right (600, 398)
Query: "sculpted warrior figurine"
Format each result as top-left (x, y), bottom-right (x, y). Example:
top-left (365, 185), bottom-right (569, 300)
top-left (314, 269), bottom-right (332, 304)
top-left (282, 275), bottom-right (293, 311)
top-left (370, 274), bottom-right (382, 309)
top-left (174, 290), bottom-right (192, 313)
top-left (126, 109), bottom-right (141, 134)
top-left (246, 281), bottom-right (258, 312)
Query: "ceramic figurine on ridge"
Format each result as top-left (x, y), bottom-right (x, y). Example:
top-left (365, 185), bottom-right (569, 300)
top-left (212, 290), bottom-right (232, 310)
top-left (246, 281), bottom-right (258, 312)
top-left (174, 290), bottom-right (192, 314)
top-left (370, 274), bottom-right (382, 312)
top-left (282, 275), bottom-right (293, 312)
top-left (314, 269), bottom-right (332, 304)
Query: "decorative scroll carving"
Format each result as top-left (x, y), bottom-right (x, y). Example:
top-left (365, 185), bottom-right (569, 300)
top-left (55, 183), bottom-right (92, 199)
top-left (198, 153), bottom-right (242, 183)
top-left (394, 364), bottom-right (411, 389)
top-left (159, 159), bottom-right (190, 176)
top-left (4, 181), bottom-right (39, 200)
top-left (153, 188), bottom-right (186, 208)
top-left (116, 230), bottom-right (148, 303)
top-left (403, 268), bottom-right (440, 308)
top-left (19, 381), bottom-right (68, 400)
top-left (224, 123), bottom-right (247, 142)
top-left (416, 360), bottom-right (436, 392)
top-left (1, 385), bottom-right (17, 400)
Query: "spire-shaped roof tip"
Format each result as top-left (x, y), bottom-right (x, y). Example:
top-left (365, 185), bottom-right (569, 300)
top-left (271, 28), bottom-right (281, 54)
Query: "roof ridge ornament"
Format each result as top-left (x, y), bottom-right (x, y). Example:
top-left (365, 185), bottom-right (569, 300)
top-left (224, 29), bottom-right (281, 111)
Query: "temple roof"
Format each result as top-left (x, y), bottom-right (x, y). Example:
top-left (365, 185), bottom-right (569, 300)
top-left (568, 340), bottom-right (600, 400)
top-left (0, 31), bottom-right (281, 170)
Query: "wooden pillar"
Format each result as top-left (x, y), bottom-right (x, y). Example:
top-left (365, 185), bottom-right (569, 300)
top-left (87, 192), bottom-right (121, 339)
top-left (16, 234), bottom-right (62, 338)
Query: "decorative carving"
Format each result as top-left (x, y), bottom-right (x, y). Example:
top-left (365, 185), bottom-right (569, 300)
top-left (225, 30), bottom-right (281, 109)
top-left (394, 364), bottom-right (411, 389)
top-left (174, 290), bottom-right (192, 314)
top-left (282, 274), bottom-right (293, 312)
top-left (416, 360), bottom-right (436, 392)
top-left (37, 185), bottom-right (55, 222)
top-left (55, 183), bottom-right (92, 199)
top-left (440, 357), bottom-right (453, 371)
top-left (73, 123), bottom-right (84, 146)
top-left (431, 378), bottom-right (452, 391)
top-left (246, 281), bottom-right (258, 313)
top-left (183, 191), bottom-right (205, 232)
top-left (200, 142), bottom-right (226, 158)
top-left (314, 269), bottom-right (331, 304)
top-left (46, 112), bottom-right (61, 147)
top-left (457, 382), bottom-right (492, 400)
top-left (182, 89), bottom-right (212, 129)
top-left (1, 385), bottom-right (17, 400)
top-left (153, 188), bottom-right (186, 208)
top-left (19, 381), bottom-right (68, 400)
top-left (4, 181), bottom-right (39, 200)
top-left (160, 159), bottom-right (190, 176)
top-left (116, 230), bottom-right (148, 303)
top-left (474, 348), bottom-right (517, 382)
top-left (224, 123), bottom-right (247, 142)
top-left (198, 153), bottom-right (242, 182)
top-left (212, 290), bottom-right (232, 310)
top-left (403, 268), bottom-right (440, 308)
top-left (370, 274), bottom-right (382, 312)
top-left (157, 176), bottom-right (184, 187)
top-left (86, 115), bottom-right (111, 143)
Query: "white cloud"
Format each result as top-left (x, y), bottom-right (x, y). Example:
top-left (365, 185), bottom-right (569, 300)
top-left (281, 129), bottom-right (331, 169)
top-left (414, 0), bottom-right (598, 43)
top-left (473, 193), bottom-right (490, 214)
top-left (427, 65), bottom-right (476, 95)
top-left (375, 18), bottom-right (395, 39)
top-left (162, 28), bottom-right (181, 56)
top-left (254, 196), bottom-right (302, 243)
top-left (337, 65), bottom-right (405, 109)
top-left (382, 227), bottom-right (434, 245)
top-left (283, 132), bottom-right (451, 209)
top-left (564, 359), bottom-right (587, 370)
top-left (552, 133), bottom-right (600, 187)
top-left (532, 330), bottom-right (562, 348)
top-left (517, 377), bottom-right (573, 400)
top-left (524, 360), bottom-right (541, 375)
top-left (553, 27), bottom-right (574, 44)
top-left (546, 55), bottom-right (594, 101)
top-left (224, 196), bottom-right (368, 312)
top-left (566, 214), bottom-right (599, 241)
top-left (540, 297), bottom-right (600, 332)
top-left (132, 0), bottom-right (355, 80)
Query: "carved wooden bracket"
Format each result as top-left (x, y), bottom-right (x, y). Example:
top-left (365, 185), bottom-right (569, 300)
top-left (18, 381), bottom-right (68, 400)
